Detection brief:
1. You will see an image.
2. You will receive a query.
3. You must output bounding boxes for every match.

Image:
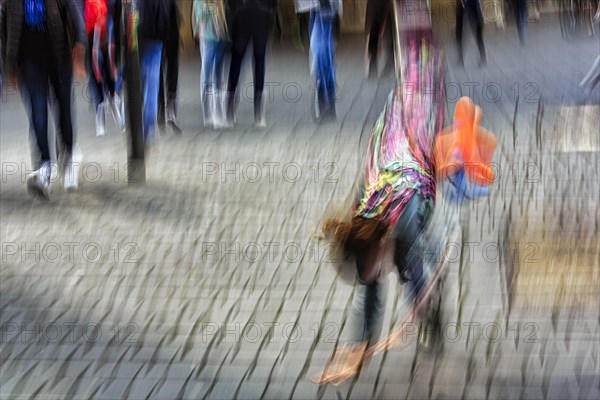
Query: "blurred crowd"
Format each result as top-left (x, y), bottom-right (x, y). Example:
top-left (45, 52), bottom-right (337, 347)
top-left (0, 0), bottom-right (598, 200)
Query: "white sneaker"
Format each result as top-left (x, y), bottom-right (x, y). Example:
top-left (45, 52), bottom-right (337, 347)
top-left (110, 94), bottom-right (125, 131)
top-left (63, 149), bottom-right (83, 191)
top-left (203, 101), bottom-right (215, 128)
top-left (212, 90), bottom-right (226, 129)
top-left (96, 103), bottom-right (106, 137)
top-left (26, 161), bottom-right (52, 199)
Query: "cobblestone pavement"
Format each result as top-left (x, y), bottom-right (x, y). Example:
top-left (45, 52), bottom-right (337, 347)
top-left (1, 14), bottom-right (599, 400)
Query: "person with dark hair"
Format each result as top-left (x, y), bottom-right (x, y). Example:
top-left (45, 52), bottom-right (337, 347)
top-left (313, 4), bottom-right (498, 384)
top-left (1, 0), bottom-right (87, 197)
top-left (157, 0), bottom-right (181, 133)
top-left (456, 0), bottom-right (487, 66)
top-left (138, 0), bottom-right (177, 146)
top-left (225, 0), bottom-right (278, 128)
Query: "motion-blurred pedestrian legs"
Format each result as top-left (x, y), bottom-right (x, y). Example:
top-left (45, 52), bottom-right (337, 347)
top-left (85, 0), bottom-right (124, 135)
top-left (455, 0), bottom-right (487, 66)
top-left (513, 0), bottom-right (528, 44)
top-left (1, 0), bottom-right (87, 198)
top-left (364, 0), bottom-right (390, 79)
top-left (226, 0), bottom-right (275, 127)
top-left (309, 0), bottom-right (340, 121)
top-left (193, 0), bottom-right (229, 129)
top-left (140, 40), bottom-right (163, 144)
top-left (158, 0), bottom-right (181, 134)
top-left (200, 40), bottom-right (227, 128)
top-left (138, 0), bottom-right (178, 146)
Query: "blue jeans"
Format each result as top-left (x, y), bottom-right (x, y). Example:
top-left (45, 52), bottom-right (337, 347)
top-left (201, 39), bottom-right (227, 98)
top-left (309, 11), bottom-right (336, 112)
top-left (140, 40), bottom-right (163, 143)
top-left (350, 194), bottom-right (431, 344)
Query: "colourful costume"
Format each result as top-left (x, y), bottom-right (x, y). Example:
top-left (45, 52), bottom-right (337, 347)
top-left (317, 28), bottom-right (497, 387)
top-left (354, 37), bottom-right (445, 229)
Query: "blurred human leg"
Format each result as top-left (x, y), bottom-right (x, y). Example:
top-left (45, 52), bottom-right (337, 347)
top-left (88, 34), bottom-right (106, 136)
top-left (393, 194), bottom-right (430, 302)
top-left (165, 25), bottom-right (180, 128)
top-left (50, 63), bottom-right (81, 190)
top-left (514, 0), bottom-right (527, 44)
top-left (140, 40), bottom-right (164, 144)
top-left (213, 41), bottom-right (227, 127)
top-left (19, 58), bottom-right (52, 197)
top-left (252, 15), bottom-right (270, 127)
top-left (466, 0), bottom-right (487, 65)
top-left (226, 16), bottom-right (251, 125)
top-left (201, 39), bottom-right (217, 127)
top-left (456, 1), bottom-right (465, 64)
top-left (310, 10), bottom-right (336, 119)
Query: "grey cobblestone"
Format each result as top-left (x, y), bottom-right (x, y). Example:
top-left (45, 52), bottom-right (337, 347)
top-left (1, 14), bottom-right (599, 400)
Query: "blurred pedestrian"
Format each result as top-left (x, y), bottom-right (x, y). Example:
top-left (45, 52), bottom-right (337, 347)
top-left (315, 29), bottom-right (498, 385)
top-left (308, 0), bottom-right (342, 121)
top-left (0, 0), bottom-right (87, 197)
top-left (192, 0), bottom-right (229, 128)
top-left (512, 0), bottom-right (527, 44)
top-left (0, 1), bottom-right (4, 96)
top-left (364, 0), bottom-right (391, 79)
top-left (293, 0), bottom-right (312, 50)
top-left (456, 0), bottom-right (487, 66)
top-left (157, 0), bottom-right (181, 133)
top-left (85, 0), bottom-right (124, 137)
top-left (225, 0), bottom-right (278, 128)
top-left (138, 0), bottom-right (178, 147)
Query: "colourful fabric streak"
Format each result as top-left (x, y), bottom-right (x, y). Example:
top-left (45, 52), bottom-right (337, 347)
top-left (354, 38), bottom-right (445, 229)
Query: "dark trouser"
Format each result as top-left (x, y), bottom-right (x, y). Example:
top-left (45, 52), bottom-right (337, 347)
top-left (456, 0), bottom-right (487, 62)
top-left (513, 0), bottom-right (527, 43)
top-left (366, 0), bottom-right (388, 63)
top-left (349, 193), bottom-right (431, 344)
top-left (88, 34), bottom-right (116, 107)
top-left (19, 57), bottom-right (74, 164)
top-left (298, 11), bottom-right (310, 48)
top-left (158, 26), bottom-right (180, 108)
top-left (227, 8), bottom-right (271, 97)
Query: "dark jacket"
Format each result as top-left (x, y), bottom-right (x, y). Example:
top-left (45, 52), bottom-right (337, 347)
top-left (0, 0), bottom-right (86, 75)
top-left (227, 0), bottom-right (278, 17)
top-left (226, 0), bottom-right (278, 35)
top-left (365, 0), bottom-right (390, 32)
top-left (138, 0), bottom-right (177, 42)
